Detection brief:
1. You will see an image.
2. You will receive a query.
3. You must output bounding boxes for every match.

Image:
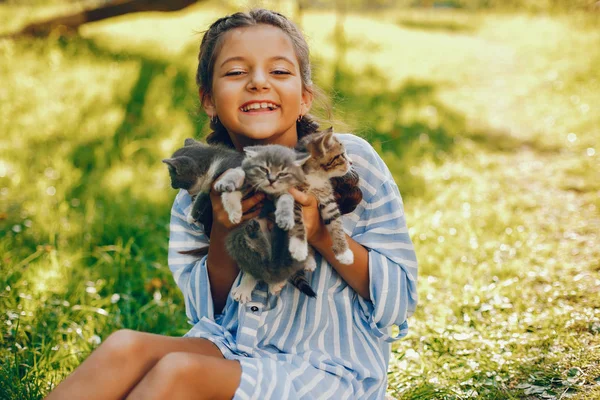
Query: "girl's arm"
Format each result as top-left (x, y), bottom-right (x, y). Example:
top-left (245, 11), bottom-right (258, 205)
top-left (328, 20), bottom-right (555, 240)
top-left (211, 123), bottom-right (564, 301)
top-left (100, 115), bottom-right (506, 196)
top-left (288, 188), bottom-right (370, 299)
top-left (168, 189), bottom-right (264, 319)
top-left (290, 176), bottom-right (418, 342)
top-left (205, 187), bottom-right (265, 312)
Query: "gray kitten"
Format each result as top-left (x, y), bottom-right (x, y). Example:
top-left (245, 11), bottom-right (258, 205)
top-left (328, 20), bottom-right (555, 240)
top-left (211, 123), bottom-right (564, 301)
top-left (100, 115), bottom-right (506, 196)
top-left (163, 138), bottom-right (244, 233)
top-left (216, 145), bottom-right (312, 302)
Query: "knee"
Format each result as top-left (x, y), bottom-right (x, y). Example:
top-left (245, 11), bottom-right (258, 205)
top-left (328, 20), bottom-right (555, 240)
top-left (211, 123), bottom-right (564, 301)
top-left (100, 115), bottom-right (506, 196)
top-left (100, 329), bottom-right (145, 361)
top-left (153, 352), bottom-right (205, 390)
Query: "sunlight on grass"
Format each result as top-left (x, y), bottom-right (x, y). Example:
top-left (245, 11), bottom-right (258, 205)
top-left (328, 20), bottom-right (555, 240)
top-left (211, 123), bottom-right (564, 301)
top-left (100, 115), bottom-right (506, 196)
top-left (1, 2), bottom-right (599, 399)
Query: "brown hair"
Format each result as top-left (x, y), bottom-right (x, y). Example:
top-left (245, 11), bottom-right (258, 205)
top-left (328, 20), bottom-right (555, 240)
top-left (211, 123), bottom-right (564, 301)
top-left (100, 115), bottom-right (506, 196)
top-left (195, 9), bottom-right (361, 219)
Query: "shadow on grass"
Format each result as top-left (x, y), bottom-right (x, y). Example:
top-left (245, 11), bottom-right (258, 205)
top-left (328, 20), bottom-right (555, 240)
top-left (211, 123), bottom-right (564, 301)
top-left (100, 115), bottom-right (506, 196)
top-left (396, 17), bottom-right (478, 33)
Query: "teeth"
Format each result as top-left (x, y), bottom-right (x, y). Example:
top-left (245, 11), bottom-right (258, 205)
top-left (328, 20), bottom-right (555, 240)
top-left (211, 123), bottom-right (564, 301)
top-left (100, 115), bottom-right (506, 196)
top-left (241, 103), bottom-right (278, 111)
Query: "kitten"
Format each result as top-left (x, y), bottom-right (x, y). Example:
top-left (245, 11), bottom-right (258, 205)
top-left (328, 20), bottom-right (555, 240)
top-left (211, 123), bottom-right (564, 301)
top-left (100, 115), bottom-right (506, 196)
top-left (288, 128), bottom-right (355, 268)
top-left (216, 145), bottom-right (314, 302)
top-left (162, 138), bottom-right (245, 233)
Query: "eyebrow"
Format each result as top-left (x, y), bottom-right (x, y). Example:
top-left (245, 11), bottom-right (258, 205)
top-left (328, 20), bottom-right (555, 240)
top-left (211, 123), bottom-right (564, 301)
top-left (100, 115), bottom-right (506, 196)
top-left (219, 56), bottom-right (296, 68)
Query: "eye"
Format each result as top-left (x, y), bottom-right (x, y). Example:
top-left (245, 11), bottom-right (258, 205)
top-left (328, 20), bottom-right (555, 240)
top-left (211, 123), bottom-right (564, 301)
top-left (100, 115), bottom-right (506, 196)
top-left (326, 155), bottom-right (341, 167)
top-left (272, 70), bottom-right (291, 75)
top-left (277, 172), bottom-right (290, 178)
top-left (225, 70), bottom-right (245, 76)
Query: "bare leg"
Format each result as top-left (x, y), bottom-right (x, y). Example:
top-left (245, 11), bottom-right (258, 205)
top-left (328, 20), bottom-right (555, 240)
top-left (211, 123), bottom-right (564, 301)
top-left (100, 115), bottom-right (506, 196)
top-left (126, 352), bottom-right (242, 400)
top-left (45, 330), bottom-right (224, 400)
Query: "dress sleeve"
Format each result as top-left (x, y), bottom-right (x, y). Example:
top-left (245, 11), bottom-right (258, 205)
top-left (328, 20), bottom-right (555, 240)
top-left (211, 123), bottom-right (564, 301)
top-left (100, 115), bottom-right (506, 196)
top-left (168, 190), bottom-right (217, 324)
top-left (352, 179), bottom-right (419, 342)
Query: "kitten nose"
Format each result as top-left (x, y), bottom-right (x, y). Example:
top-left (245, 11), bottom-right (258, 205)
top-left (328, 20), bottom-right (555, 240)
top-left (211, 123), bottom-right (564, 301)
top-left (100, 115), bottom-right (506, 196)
top-left (267, 174), bottom-right (276, 184)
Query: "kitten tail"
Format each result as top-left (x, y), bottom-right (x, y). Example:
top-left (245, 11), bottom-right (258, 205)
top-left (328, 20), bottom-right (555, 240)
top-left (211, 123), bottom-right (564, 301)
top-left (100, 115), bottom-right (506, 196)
top-left (289, 270), bottom-right (316, 298)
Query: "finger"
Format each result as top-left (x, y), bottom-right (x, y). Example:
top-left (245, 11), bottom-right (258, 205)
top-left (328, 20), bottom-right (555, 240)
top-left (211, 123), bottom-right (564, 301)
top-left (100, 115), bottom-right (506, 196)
top-left (241, 209), bottom-right (262, 222)
top-left (288, 187), bottom-right (315, 206)
top-left (241, 192), bottom-right (265, 212)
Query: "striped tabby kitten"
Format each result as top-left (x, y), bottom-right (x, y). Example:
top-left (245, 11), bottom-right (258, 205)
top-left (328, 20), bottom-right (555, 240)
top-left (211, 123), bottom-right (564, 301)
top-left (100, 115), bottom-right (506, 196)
top-left (289, 128), bottom-right (354, 269)
top-left (215, 145), bottom-right (314, 302)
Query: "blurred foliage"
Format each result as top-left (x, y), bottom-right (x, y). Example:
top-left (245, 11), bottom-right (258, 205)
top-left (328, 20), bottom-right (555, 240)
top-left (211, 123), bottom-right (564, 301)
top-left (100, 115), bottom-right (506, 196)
top-left (1, 0), bottom-right (599, 399)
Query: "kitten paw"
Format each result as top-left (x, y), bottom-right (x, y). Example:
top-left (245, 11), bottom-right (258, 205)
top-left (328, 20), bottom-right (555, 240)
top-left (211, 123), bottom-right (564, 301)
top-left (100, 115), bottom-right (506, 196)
top-left (214, 180), bottom-right (237, 193)
top-left (275, 210), bottom-right (294, 231)
top-left (231, 285), bottom-right (253, 304)
top-left (268, 281), bottom-right (286, 295)
top-left (289, 237), bottom-right (308, 261)
top-left (335, 249), bottom-right (354, 265)
top-left (228, 210), bottom-right (242, 224)
top-left (186, 213), bottom-right (196, 224)
top-left (304, 255), bottom-right (317, 272)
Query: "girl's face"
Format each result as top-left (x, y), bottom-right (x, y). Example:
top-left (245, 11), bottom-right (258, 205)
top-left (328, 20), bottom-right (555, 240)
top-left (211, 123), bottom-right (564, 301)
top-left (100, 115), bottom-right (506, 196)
top-left (202, 24), bottom-right (313, 149)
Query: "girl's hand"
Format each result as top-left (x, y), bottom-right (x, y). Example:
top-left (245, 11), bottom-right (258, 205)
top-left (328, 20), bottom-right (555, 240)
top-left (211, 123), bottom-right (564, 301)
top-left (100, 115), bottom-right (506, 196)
top-left (210, 175), bottom-right (264, 231)
top-left (288, 187), bottom-right (328, 245)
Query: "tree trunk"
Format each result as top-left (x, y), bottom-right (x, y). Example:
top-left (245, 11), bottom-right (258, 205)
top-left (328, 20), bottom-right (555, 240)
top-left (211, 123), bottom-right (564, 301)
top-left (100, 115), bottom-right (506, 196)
top-left (10, 0), bottom-right (199, 38)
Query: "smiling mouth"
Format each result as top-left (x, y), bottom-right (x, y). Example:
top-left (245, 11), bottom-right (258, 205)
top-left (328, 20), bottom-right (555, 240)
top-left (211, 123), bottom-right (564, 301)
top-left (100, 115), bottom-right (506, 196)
top-left (240, 102), bottom-right (280, 112)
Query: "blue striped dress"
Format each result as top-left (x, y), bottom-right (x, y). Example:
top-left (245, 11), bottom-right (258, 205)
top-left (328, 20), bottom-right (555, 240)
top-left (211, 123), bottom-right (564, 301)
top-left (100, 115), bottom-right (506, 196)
top-left (168, 134), bottom-right (418, 399)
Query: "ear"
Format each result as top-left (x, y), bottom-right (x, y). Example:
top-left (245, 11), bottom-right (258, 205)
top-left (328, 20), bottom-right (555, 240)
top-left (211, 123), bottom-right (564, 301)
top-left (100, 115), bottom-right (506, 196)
top-left (200, 88), bottom-right (217, 118)
top-left (184, 138), bottom-right (198, 147)
top-left (162, 158), bottom-right (180, 173)
top-left (243, 146), bottom-right (260, 158)
top-left (294, 152), bottom-right (311, 167)
top-left (300, 88), bottom-right (314, 116)
top-left (323, 127), bottom-right (335, 147)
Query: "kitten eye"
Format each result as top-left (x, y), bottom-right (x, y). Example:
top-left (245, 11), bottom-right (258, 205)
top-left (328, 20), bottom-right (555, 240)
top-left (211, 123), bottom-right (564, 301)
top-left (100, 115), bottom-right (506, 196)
top-left (277, 172), bottom-right (290, 178)
top-left (326, 155), bottom-right (341, 167)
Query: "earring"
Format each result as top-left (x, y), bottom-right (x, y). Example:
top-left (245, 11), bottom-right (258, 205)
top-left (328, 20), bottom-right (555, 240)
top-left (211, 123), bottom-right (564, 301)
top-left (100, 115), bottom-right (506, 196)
top-left (297, 114), bottom-right (303, 122)
top-left (211, 115), bottom-right (218, 124)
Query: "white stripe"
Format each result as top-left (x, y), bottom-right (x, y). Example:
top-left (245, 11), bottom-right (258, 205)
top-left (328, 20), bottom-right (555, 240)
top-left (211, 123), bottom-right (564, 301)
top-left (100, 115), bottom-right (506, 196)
top-left (327, 275), bottom-right (344, 358)
top-left (169, 240), bottom-right (207, 249)
top-left (169, 224), bottom-right (205, 236)
top-left (263, 363), bottom-right (278, 400)
top-left (242, 372), bottom-right (257, 386)
top-left (366, 226), bottom-right (408, 234)
top-left (296, 372), bottom-right (326, 398)
top-left (356, 209), bottom-right (404, 227)
top-left (249, 360), bottom-right (264, 400)
top-left (387, 255), bottom-right (418, 269)
top-left (360, 241), bottom-right (414, 250)
top-left (388, 259), bottom-right (403, 326)
top-left (362, 191), bottom-right (398, 210)
top-left (235, 390), bottom-right (250, 400)
top-left (360, 177), bottom-right (378, 196)
top-left (168, 255), bottom-right (201, 265)
top-left (302, 258), bottom-right (328, 354)
top-left (276, 285), bottom-right (301, 350)
top-left (281, 375), bottom-right (292, 398)
top-left (317, 375), bottom-right (343, 400)
top-left (241, 326), bottom-right (256, 336)
top-left (373, 256), bottom-right (389, 322)
top-left (171, 209), bottom-right (188, 221)
top-left (351, 154), bottom-right (387, 182)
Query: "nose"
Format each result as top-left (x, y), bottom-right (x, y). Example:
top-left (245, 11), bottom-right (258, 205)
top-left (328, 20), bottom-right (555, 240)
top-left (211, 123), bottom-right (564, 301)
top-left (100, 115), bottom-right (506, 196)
top-left (247, 69), bottom-right (270, 91)
top-left (267, 174), bottom-right (276, 184)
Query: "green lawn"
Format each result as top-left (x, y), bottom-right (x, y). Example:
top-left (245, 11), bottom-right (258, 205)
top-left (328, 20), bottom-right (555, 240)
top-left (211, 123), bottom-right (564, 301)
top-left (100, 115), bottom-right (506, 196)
top-left (1, 2), bottom-right (599, 399)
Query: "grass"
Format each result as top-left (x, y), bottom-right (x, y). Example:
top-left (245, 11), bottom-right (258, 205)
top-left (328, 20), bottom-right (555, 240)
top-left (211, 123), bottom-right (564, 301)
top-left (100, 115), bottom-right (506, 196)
top-left (1, 2), bottom-right (599, 399)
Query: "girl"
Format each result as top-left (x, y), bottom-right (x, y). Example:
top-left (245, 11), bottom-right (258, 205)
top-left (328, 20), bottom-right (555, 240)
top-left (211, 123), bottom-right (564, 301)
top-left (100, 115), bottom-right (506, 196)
top-left (47, 9), bottom-right (418, 400)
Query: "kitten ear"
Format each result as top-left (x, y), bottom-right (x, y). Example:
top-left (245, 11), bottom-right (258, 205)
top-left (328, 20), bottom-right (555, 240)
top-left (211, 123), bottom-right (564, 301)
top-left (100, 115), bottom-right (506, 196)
top-left (294, 152), bottom-right (311, 167)
top-left (323, 127), bottom-right (335, 146)
top-left (162, 158), bottom-right (179, 172)
top-left (163, 157), bottom-right (191, 174)
top-left (243, 146), bottom-right (260, 158)
top-left (184, 138), bottom-right (198, 147)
